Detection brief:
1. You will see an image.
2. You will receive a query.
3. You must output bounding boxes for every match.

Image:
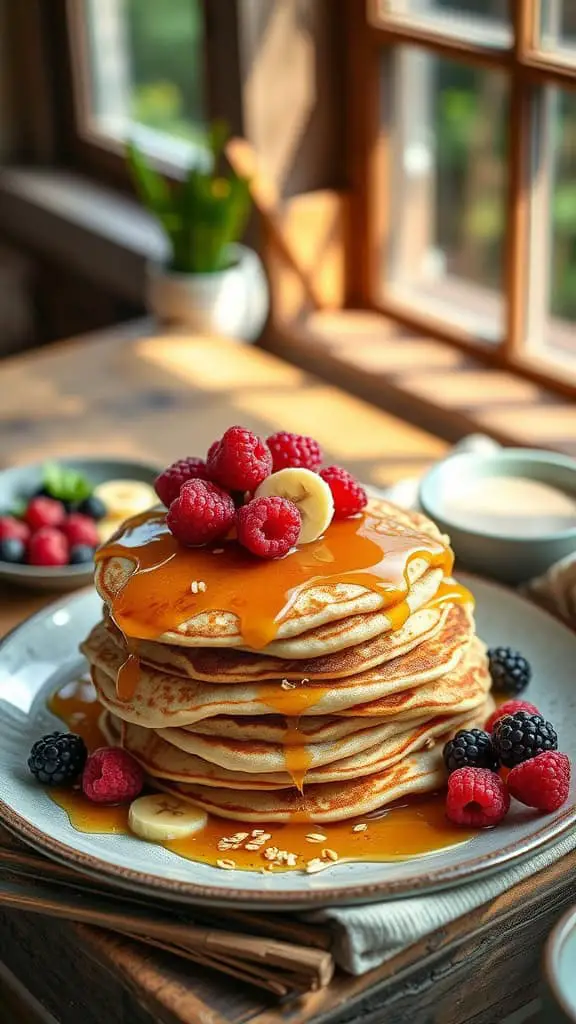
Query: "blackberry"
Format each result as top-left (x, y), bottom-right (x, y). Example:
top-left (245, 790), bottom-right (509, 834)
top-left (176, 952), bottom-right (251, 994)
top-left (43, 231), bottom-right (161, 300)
top-left (488, 647), bottom-right (532, 694)
top-left (492, 711), bottom-right (557, 768)
top-left (28, 732), bottom-right (87, 786)
top-left (443, 729), bottom-right (498, 774)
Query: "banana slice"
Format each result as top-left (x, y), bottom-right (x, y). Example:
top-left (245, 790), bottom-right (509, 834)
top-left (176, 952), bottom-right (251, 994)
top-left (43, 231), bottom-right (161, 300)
top-left (128, 794), bottom-right (207, 842)
top-left (96, 516), bottom-right (124, 544)
top-left (93, 480), bottom-right (157, 520)
top-left (255, 467), bottom-right (334, 544)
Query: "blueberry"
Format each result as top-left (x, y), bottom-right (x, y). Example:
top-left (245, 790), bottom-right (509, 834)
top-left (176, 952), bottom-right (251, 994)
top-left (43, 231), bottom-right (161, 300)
top-left (0, 538), bottom-right (26, 563)
top-left (69, 545), bottom-right (95, 565)
top-left (32, 485), bottom-right (51, 499)
top-left (78, 494), bottom-right (107, 520)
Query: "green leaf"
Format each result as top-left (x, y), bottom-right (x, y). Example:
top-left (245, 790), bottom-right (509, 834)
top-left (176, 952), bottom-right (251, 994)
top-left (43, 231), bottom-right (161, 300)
top-left (208, 118), bottom-right (229, 168)
top-left (125, 140), bottom-right (178, 242)
top-left (42, 462), bottom-right (92, 502)
top-left (10, 500), bottom-right (26, 519)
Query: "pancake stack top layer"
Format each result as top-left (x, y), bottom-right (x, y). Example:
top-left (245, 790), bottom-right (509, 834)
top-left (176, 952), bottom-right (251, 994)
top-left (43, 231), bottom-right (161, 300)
top-left (82, 496), bottom-right (493, 823)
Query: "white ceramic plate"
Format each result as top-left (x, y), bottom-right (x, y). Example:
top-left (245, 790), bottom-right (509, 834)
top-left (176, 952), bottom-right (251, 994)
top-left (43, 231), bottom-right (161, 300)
top-left (0, 577), bottom-right (575, 910)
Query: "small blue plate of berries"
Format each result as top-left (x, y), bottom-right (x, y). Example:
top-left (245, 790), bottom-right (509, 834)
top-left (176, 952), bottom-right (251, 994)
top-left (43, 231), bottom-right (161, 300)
top-left (0, 457), bottom-right (159, 591)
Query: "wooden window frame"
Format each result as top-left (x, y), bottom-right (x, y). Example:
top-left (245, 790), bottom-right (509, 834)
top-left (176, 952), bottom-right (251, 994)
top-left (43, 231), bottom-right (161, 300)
top-left (346, 0), bottom-right (576, 398)
top-left (37, 0), bottom-right (244, 192)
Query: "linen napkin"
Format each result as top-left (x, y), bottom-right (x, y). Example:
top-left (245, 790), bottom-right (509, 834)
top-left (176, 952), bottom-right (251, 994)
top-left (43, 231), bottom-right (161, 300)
top-left (302, 434), bottom-right (576, 975)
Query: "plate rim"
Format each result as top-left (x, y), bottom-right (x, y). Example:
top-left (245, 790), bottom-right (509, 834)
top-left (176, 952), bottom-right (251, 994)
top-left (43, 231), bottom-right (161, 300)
top-left (0, 578), bottom-right (575, 909)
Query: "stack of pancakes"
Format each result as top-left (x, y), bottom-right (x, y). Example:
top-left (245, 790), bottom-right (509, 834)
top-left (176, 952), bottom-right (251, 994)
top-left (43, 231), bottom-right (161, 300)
top-left (81, 498), bottom-right (493, 823)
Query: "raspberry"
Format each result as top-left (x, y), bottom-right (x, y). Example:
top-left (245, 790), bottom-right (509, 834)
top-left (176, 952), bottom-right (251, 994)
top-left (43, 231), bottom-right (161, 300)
top-left (507, 751), bottom-right (571, 812)
top-left (485, 700), bottom-right (540, 733)
top-left (207, 426), bottom-right (272, 492)
top-left (492, 711), bottom-right (557, 768)
top-left (446, 767), bottom-right (510, 827)
top-left (488, 647), bottom-right (531, 694)
top-left (319, 466), bottom-right (367, 519)
top-left (82, 747), bottom-right (144, 804)
top-left (207, 440), bottom-right (220, 462)
top-left (167, 479), bottom-right (235, 546)
top-left (443, 729), bottom-right (498, 774)
top-left (62, 513), bottom-right (99, 549)
top-left (155, 456), bottom-right (209, 507)
top-left (266, 431), bottom-right (322, 473)
top-left (28, 527), bottom-right (68, 567)
top-left (25, 496), bottom-right (66, 531)
top-left (237, 496), bottom-right (301, 559)
top-left (0, 516), bottom-right (30, 544)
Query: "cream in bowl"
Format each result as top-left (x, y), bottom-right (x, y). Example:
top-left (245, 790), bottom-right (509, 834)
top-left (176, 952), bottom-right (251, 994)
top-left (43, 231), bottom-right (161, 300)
top-left (419, 449), bottom-right (576, 584)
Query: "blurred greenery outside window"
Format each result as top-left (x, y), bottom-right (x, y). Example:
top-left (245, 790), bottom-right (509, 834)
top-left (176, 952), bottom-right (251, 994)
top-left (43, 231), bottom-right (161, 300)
top-left (84, 0), bottom-right (206, 164)
top-left (81, 0), bottom-right (576, 345)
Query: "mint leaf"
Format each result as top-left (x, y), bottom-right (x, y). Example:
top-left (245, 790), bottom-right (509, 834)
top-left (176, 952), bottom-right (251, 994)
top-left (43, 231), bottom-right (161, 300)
top-left (43, 462), bottom-right (65, 496)
top-left (42, 462), bottom-right (92, 502)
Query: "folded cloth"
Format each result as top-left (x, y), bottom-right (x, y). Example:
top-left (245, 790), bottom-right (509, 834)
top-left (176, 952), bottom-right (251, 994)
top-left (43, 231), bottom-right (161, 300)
top-left (300, 434), bottom-right (576, 976)
top-left (305, 830), bottom-right (576, 974)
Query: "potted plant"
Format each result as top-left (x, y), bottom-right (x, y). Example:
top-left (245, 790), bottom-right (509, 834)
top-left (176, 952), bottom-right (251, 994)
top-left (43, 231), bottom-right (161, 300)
top-left (126, 121), bottom-right (269, 341)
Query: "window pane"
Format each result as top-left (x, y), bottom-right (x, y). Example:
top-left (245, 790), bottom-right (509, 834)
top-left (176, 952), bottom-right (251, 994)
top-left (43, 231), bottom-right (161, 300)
top-left (81, 0), bottom-right (206, 162)
top-left (539, 0), bottom-right (576, 55)
top-left (382, 49), bottom-right (509, 341)
top-left (378, 1), bottom-right (512, 47)
top-left (527, 88), bottom-right (576, 363)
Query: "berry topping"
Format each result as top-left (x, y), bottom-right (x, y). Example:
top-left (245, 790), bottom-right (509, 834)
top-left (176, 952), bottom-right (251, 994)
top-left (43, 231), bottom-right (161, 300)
top-left (78, 494), bottom-right (107, 520)
top-left (443, 729), bottom-right (498, 775)
top-left (488, 646), bottom-right (532, 694)
top-left (167, 479), bottom-right (235, 547)
top-left (507, 751), bottom-right (571, 812)
top-left (62, 513), bottom-right (100, 549)
top-left (319, 466), bottom-right (368, 519)
top-left (0, 516), bottom-right (30, 543)
top-left (485, 699), bottom-right (540, 734)
top-left (446, 767), bottom-right (510, 827)
top-left (207, 426), bottom-right (272, 492)
top-left (25, 496), bottom-right (66, 531)
top-left (27, 527), bottom-right (68, 567)
top-left (266, 431), bottom-right (322, 473)
top-left (82, 747), bottom-right (144, 804)
top-left (237, 496), bottom-right (301, 559)
top-left (155, 456), bottom-right (209, 507)
top-left (492, 711), bottom-right (558, 768)
top-left (28, 732), bottom-right (87, 786)
top-left (0, 538), bottom-right (26, 564)
top-left (69, 544), bottom-right (95, 565)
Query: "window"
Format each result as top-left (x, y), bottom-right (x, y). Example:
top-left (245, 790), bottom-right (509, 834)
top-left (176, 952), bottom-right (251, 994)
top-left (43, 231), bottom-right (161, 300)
top-left (350, 0), bottom-right (576, 392)
top-left (69, 0), bottom-right (207, 169)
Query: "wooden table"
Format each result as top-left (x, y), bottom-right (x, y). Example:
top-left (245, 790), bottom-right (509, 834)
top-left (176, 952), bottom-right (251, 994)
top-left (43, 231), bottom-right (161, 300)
top-left (0, 323), bottom-right (561, 1024)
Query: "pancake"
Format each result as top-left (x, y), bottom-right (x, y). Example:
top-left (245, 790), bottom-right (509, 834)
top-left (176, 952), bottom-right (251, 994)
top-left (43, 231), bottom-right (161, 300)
top-left (84, 621), bottom-right (486, 730)
top-left (102, 587), bottom-right (471, 682)
top-left (153, 704), bottom-right (490, 779)
top-left (95, 498), bottom-right (452, 650)
top-left (155, 748), bottom-right (447, 822)
top-left (122, 703), bottom-right (491, 787)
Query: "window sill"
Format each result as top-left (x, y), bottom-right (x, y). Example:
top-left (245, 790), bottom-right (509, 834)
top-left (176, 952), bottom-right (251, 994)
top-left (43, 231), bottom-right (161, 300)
top-left (0, 168), bottom-right (168, 303)
top-left (266, 310), bottom-right (576, 457)
top-left (2, 169), bottom-right (576, 456)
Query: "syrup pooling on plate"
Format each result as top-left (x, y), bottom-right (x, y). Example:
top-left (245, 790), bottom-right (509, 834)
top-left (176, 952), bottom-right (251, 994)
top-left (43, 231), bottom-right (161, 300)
top-left (47, 679), bottom-right (476, 868)
top-left (95, 507), bottom-right (454, 655)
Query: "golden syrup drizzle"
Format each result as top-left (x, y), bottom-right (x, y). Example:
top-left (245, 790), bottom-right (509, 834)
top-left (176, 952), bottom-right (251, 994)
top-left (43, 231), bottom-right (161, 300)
top-left (95, 508), bottom-right (454, 655)
top-left (47, 679), bottom-right (477, 865)
top-left (258, 683), bottom-right (327, 791)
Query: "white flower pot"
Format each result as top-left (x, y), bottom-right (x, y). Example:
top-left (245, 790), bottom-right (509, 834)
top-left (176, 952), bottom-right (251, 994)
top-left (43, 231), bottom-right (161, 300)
top-left (146, 243), bottom-right (269, 342)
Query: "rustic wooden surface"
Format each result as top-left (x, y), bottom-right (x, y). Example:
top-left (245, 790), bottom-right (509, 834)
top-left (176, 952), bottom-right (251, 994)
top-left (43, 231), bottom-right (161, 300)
top-left (0, 322), bottom-right (563, 1024)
